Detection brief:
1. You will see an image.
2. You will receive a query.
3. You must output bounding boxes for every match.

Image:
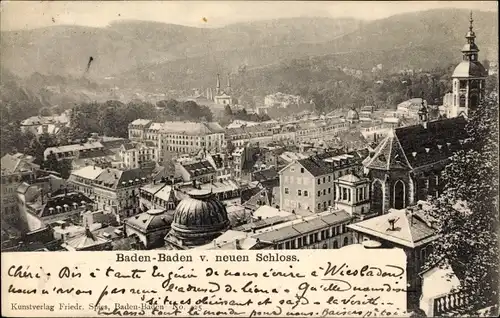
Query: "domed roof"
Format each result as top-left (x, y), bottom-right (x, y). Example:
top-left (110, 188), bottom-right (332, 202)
top-left (125, 209), bottom-right (174, 232)
top-left (346, 108), bottom-right (360, 121)
top-left (452, 61), bottom-right (487, 78)
top-left (171, 189), bottom-right (229, 232)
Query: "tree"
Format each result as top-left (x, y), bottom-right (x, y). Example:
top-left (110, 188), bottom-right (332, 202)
top-left (424, 97), bottom-right (499, 315)
top-left (224, 105), bottom-right (233, 117)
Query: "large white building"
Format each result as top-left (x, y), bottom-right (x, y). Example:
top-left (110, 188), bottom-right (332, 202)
top-left (128, 120), bottom-right (225, 159)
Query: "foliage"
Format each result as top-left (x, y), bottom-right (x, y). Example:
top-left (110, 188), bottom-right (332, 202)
top-left (42, 153), bottom-right (72, 179)
top-left (231, 57), bottom-right (455, 114)
top-left (425, 97), bottom-right (499, 315)
top-left (156, 99), bottom-right (213, 122)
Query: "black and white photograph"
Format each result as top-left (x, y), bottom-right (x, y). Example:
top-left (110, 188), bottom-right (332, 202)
top-left (1, 1), bottom-right (498, 317)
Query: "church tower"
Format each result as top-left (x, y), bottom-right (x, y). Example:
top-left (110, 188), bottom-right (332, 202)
top-left (216, 73), bottom-right (221, 95)
top-left (449, 12), bottom-right (488, 118)
top-left (418, 92), bottom-right (429, 126)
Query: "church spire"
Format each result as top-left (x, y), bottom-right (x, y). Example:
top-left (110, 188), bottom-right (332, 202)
top-left (216, 73), bottom-right (221, 94)
top-left (462, 11), bottom-right (479, 62)
top-left (226, 73), bottom-right (231, 92)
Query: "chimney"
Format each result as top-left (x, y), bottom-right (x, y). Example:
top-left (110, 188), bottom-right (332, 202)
top-left (235, 239), bottom-right (242, 250)
top-left (85, 227), bottom-right (95, 241)
top-left (388, 218), bottom-right (396, 231)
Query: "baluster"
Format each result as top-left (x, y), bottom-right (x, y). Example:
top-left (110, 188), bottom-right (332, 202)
top-left (452, 293), bottom-right (458, 309)
top-left (434, 298), bottom-right (440, 315)
top-left (437, 297), bottom-right (444, 314)
top-left (456, 293), bottom-right (462, 307)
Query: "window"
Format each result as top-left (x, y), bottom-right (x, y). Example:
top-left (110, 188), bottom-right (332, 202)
top-left (323, 189), bottom-right (326, 195)
top-left (309, 234), bottom-right (315, 243)
top-left (317, 179), bottom-right (321, 185)
top-left (298, 190), bottom-right (302, 196)
top-left (323, 177), bottom-right (326, 183)
top-left (300, 168), bottom-right (304, 173)
top-left (323, 202), bottom-right (327, 209)
top-left (343, 237), bottom-right (349, 246)
top-left (318, 191), bottom-right (321, 197)
top-left (285, 188), bottom-right (289, 194)
top-left (317, 203), bottom-right (321, 210)
top-left (328, 176), bottom-right (331, 182)
top-left (328, 188), bottom-right (331, 194)
top-left (328, 200), bottom-right (331, 206)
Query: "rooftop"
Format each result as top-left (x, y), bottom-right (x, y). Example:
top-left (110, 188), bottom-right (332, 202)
top-left (125, 209), bottom-right (175, 232)
top-left (70, 166), bottom-right (104, 180)
top-left (348, 208), bottom-right (438, 248)
top-left (1, 153), bottom-right (39, 176)
top-left (94, 168), bottom-right (149, 190)
top-left (253, 210), bottom-right (351, 243)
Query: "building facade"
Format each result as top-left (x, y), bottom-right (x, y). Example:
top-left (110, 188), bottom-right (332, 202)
top-left (279, 150), bottom-right (366, 214)
top-left (363, 117), bottom-right (468, 215)
top-left (92, 168), bottom-right (150, 220)
top-left (348, 207), bottom-right (438, 310)
top-left (1, 154), bottom-right (40, 225)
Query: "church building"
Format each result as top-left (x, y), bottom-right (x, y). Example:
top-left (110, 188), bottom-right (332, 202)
top-left (206, 73), bottom-right (233, 106)
top-left (362, 13), bottom-right (490, 215)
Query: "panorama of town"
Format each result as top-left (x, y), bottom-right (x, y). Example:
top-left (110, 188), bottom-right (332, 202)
top-left (1, 8), bottom-right (498, 317)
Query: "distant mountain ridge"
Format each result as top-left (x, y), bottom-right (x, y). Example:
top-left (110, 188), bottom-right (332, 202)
top-left (0, 17), bottom-right (360, 79)
top-left (0, 8), bottom-right (497, 98)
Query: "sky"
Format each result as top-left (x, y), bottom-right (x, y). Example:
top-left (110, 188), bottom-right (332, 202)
top-left (1, 1), bottom-right (497, 31)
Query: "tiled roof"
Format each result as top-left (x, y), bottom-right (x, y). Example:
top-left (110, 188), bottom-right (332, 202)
top-left (348, 208), bottom-right (438, 248)
top-left (366, 117), bottom-right (468, 170)
top-left (364, 129), bottom-right (411, 170)
top-left (395, 117), bottom-right (468, 169)
top-left (182, 160), bottom-right (216, 177)
top-left (94, 168), bottom-right (149, 190)
top-left (297, 156), bottom-right (332, 177)
top-left (38, 191), bottom-right (94, 218)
